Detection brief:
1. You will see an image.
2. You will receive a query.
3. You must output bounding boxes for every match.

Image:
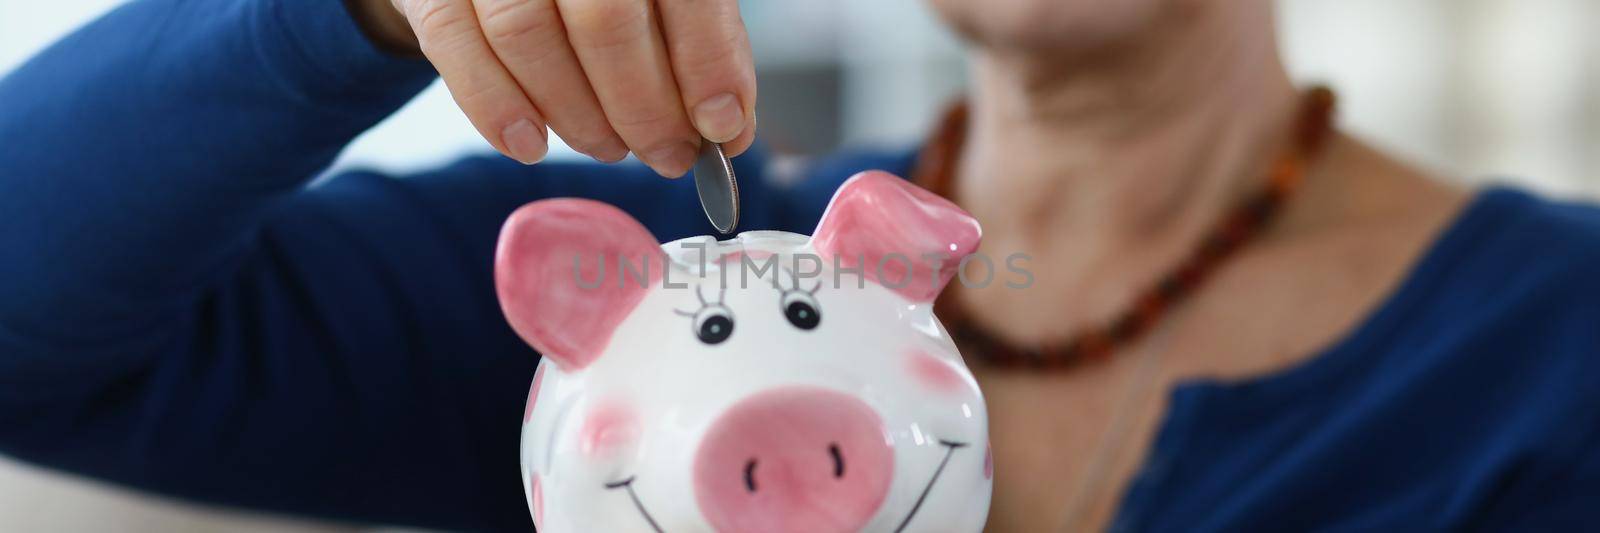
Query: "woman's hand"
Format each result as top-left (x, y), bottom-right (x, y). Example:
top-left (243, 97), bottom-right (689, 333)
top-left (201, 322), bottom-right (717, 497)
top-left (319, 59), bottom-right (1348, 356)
top-left (351, 0), bottom-right (757, 176)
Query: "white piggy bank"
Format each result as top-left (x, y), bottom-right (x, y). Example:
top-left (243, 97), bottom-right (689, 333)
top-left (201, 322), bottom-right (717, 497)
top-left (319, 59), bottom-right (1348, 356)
top-left (494, 171), bottom-right (991, 532)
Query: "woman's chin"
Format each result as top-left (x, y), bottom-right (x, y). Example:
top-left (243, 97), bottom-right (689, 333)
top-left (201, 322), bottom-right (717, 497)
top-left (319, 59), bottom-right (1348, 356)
top-left (925, 0), bottom-right (1195, 57)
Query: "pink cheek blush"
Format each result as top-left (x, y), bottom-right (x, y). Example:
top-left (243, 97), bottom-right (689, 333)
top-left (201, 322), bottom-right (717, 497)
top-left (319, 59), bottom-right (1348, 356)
top-left (579, 403), bottom-right (640, 459)
top-left (524, 365), bottom-right (546, 424)
top-left (906, 349), bottom-right (967, 392)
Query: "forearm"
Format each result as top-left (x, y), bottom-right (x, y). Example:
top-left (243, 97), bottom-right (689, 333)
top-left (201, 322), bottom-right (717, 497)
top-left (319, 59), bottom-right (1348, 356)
top-left (0, 0), bottom-right (434, 338)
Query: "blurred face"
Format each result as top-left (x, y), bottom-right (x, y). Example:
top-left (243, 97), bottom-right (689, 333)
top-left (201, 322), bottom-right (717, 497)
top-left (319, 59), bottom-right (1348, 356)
top-left (925, 0), bottom-right (1186, 56)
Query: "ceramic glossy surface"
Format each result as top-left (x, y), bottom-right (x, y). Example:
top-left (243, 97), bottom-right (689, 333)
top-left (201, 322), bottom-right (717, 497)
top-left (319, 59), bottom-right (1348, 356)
top-left (495, 171), bottom-right (991, 532)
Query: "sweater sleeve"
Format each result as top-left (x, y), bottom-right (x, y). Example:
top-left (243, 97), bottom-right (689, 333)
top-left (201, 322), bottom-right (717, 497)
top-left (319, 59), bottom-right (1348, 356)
top-left (0, 0), bottom-right (437, 345)
top-left (0, 0), bottom-right (560, 529)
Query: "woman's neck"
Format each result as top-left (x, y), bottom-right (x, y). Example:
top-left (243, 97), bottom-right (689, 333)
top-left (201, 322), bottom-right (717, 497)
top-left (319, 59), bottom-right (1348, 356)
top-left (943, 2), bottom-right (1307, 340)
top-left (955, 2), bottom-right (1298, 256)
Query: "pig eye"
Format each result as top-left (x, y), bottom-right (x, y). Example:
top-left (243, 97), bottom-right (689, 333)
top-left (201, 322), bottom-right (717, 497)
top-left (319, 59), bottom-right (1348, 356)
top-left (780, 291), bottom-right (821, 330)
top-left (694, 307), bottom-right (736, 345)
top-left (677, 285), bottom-right (735, 345)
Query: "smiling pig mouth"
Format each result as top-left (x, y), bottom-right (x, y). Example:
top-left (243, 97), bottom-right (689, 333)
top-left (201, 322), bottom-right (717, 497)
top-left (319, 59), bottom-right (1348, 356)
top-left (604, 439), bottom-right (968, 533)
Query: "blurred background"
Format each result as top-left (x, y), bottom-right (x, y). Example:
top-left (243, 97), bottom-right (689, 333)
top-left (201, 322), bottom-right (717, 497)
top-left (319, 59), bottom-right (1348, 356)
top-left (1, 0), bottom-right (1598, 530)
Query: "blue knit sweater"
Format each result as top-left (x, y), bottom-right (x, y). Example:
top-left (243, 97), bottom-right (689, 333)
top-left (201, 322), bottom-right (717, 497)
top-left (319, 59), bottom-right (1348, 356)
top-left (2, 1), bottom-right (1599, 531)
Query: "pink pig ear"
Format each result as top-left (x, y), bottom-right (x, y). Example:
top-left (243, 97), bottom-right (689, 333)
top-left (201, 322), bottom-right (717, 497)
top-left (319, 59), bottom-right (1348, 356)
top-left (811, 171), bottom-right (982, 302)
top-left (495, 199), bottom-right (663, 370)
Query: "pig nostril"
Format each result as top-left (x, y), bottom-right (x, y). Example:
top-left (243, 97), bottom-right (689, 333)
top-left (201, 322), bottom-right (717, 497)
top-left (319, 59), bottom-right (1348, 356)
top-left (829, 443), bottom-right (845, 478)
top-left (744, 459), bottom-right (758, 493)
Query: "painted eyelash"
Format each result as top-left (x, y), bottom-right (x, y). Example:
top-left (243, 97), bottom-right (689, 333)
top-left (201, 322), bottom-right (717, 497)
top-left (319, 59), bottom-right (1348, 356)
top-left (673, 284), bottom-right (728, 317)
top-left (775, 267), bottom-right (823, 295)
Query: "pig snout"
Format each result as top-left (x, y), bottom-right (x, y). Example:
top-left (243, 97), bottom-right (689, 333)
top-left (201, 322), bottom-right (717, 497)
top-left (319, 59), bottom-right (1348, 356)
top-left (693, 387), bottom-right (893, 533)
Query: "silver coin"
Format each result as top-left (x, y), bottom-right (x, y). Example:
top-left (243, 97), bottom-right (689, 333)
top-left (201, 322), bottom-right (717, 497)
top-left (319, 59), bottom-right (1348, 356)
top-left (692, 141), bottom-right (740, 234)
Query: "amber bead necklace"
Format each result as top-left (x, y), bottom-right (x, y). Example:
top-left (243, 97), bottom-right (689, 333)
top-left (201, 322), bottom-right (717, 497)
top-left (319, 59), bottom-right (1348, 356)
top-left (912, 87), bottom-right (1337, 368)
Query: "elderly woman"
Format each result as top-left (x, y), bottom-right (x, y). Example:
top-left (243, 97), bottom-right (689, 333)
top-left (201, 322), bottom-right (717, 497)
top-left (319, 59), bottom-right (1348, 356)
top-left (1, 0), bottom-right (1596, 531)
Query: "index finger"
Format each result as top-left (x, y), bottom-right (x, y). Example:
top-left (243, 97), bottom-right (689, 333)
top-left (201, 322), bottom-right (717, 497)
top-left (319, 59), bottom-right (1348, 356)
top-left (400, 0), bottom-right (550, 164)
top-left (657, 0), bottom-right (758, 155)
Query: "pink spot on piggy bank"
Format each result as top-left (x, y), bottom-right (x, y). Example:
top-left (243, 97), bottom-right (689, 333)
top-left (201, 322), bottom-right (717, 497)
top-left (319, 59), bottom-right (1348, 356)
top-left (907, 349), bottom-right (970, 392)
top-left (984, 442), bottom-right (994, 481)
top-left (579, 402), bottom-right (640, 459)
top-left (529, 475), bottom-right (545, 529)
top-left (501, 172), bottom-right (992, 532)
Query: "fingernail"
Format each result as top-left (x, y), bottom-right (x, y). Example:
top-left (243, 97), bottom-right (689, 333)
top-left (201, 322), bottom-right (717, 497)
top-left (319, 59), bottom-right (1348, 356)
top-left (501, 119), bottom-right (547, 165)
top-left (590, 140), bottom-right (630, 164)
top-left (644, 141), bottom-right (698, 178)
top-left (692, 93), bottom-right (745, 143)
